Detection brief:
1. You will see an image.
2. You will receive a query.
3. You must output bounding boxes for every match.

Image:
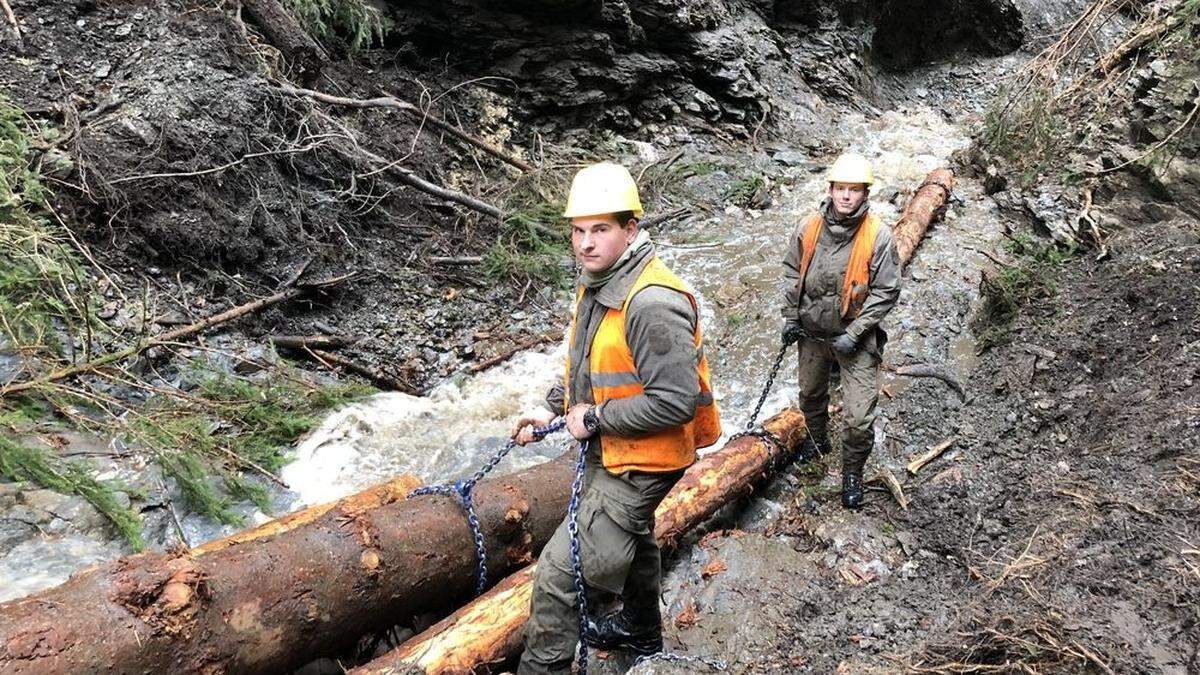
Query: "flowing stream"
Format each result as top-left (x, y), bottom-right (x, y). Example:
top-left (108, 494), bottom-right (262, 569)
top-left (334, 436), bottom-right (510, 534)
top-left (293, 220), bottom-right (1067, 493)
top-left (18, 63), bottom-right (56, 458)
top-left (1, 101), bottom-right (1007, 603)
top-left (282, 105), bottom-right (979, 506)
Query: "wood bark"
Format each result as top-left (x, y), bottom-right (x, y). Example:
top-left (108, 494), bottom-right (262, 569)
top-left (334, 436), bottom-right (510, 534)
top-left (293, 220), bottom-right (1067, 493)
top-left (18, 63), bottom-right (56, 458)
top-left (0, 454), bottom-right (575, 674)
top-left (241, 0), bottom-right (327, 78)
top-left (352, 408), bottom-right (807, 675)
top-left (893, 168), bottom-right (955, 266)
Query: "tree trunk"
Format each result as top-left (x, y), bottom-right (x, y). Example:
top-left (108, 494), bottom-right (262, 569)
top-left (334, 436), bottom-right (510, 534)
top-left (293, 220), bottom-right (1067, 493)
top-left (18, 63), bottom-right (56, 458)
top-left (0, 457), bottom-right (573, 674)
top-left (351, 408), bottom-right (807, 675)
top-left (893, 168), bottom-right (955, 265)
top-left (242, 0), bottom-right (327, 79)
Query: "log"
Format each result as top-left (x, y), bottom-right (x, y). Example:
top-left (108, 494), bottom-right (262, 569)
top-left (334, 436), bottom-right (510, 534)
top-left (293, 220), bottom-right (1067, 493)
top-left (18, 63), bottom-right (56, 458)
top-left (241, 0), bottom-right (327, 78)
top-left (0, 453), bottom-right (577, 674)
top-left (893, 168), bottom-right (955, 266)
top-left (353, 408), bottom-right (807, 675)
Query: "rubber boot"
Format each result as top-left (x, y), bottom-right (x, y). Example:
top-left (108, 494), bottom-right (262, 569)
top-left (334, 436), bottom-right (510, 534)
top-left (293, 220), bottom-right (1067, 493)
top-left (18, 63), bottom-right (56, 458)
top-left (841, 471), bottom-right (864, 509)
top-left (582, 609), bottom-right (663, 656)
top-left (796, 431), bottom-right (832, 464)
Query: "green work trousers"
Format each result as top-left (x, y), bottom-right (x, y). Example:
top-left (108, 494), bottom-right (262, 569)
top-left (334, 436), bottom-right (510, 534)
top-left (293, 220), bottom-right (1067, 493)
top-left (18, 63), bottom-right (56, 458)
top-left (796, 338), bottom-right (881, 475)
top-left (517, 444), bottom-right (682, 675)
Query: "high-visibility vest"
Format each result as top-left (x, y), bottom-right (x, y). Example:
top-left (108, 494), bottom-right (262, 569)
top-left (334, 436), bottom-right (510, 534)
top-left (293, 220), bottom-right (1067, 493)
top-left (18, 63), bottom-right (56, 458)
top-left (565, 256), bottom-right (721, 473)
top-left (797, 212), bottom-right (881, 318)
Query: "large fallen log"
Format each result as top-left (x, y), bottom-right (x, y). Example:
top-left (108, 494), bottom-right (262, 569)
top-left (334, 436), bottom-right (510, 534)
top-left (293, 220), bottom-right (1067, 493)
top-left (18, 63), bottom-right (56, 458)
top-left (353, 408), bottom-right (807, 675)
top-left (894, 168), bottom-right (955, 265)
top-left (352, 168), bottom-right (957, 675)
top-left (0, 455), bottom-right (575, 674)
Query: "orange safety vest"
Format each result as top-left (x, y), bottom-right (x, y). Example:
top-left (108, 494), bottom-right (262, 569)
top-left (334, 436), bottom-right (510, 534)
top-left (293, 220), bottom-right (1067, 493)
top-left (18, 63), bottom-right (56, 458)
top-left (797, 212), bottom-right (881, 318)
top-left (565, 256), bottom-right (722, 474)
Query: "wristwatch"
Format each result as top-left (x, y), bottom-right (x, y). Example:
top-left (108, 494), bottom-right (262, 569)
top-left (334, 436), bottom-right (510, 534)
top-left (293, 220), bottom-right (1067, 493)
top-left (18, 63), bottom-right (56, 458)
top-left (583, 406), bottom-right (601, 434)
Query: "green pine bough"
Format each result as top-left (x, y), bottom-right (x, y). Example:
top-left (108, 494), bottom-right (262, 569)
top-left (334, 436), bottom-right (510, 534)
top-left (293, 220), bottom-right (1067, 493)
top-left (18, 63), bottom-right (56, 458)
top-left (0, 436), bottom-right (146, 550)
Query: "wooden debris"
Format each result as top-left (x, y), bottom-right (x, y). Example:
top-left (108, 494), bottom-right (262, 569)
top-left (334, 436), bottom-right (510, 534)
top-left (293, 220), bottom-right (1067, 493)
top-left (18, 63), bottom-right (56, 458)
top-left (893, 168), bottom-right (955, 266)
top-left (0, 273), bottom-right (354, 398)
top-left (269, 334), bottom-right (359, 351)
top-left (469, 331), bottom-right (562, 374)
top-left (888, 363), bottom-right (966, 400)
top-left (241, 0), bottom-right (327, 77)
top-left (867, 468), bottom-right (909, 510)
top-left (907, 437), bottom-right (957, 476)
top-left (278, 86), bottom-right (535, 172)
top-left (700, 558), bottom-right (728, 580)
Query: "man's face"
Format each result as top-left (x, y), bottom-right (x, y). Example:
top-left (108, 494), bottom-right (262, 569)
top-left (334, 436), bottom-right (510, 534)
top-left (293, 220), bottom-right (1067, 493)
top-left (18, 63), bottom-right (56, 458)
top-left (571, 214), bottom-right (636, 273)
top-left (829, 182), bottom-right (868, 216)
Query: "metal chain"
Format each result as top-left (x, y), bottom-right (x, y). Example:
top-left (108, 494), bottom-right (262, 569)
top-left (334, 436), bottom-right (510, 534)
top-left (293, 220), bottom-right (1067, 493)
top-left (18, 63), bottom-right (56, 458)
top-left (566, 438), bottom-right (590, 674)
top-left (409, 418), bottom-right (567, 596)
top-left (633, 651), bottom-right (728, 670)
top-left (742, 342), bottom-right (790, 431)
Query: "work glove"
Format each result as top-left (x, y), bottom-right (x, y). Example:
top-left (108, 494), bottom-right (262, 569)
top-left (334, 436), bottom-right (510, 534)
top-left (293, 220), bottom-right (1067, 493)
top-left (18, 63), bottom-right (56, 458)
top-left (831, 333), bottom-right (858, 356)
top-left (781, 323), bottom-right (803, 346)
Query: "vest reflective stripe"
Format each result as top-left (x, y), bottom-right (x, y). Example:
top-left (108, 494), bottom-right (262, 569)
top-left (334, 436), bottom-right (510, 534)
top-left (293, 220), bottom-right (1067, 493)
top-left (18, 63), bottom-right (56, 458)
top-left (566, 256), bottom-right (721, 474)
top-left (797, 212), bottom-right (881, 319)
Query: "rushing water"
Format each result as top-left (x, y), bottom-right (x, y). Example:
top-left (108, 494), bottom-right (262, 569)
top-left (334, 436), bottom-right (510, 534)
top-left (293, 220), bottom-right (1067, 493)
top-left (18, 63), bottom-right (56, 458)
top-left (1, 103), bottom-right (1001, 601)
top-left (282, 105), bottom-right (975, 507)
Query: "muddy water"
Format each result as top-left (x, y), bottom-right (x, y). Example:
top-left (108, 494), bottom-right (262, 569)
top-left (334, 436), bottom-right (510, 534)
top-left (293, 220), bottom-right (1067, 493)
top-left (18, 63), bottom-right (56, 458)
top-left (284, 105), bottom-right (987, 506)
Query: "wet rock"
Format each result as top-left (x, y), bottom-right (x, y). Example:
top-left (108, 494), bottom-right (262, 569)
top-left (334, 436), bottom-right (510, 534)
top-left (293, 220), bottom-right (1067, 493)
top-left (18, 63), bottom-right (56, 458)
top-left (770, 149), bottom-right (810, 167)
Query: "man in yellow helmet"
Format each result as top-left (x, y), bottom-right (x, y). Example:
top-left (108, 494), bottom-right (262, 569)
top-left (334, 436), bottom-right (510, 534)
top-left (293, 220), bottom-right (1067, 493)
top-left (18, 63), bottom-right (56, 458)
top-left (780, 152), bottom-right (901, 509)
top-left (511, 162), bottom-right (721, 674)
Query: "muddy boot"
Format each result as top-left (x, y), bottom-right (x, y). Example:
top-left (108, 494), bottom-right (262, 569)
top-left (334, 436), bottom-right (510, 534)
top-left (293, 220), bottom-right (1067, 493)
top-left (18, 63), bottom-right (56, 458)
top-left (582, 609), bottom-right (663, 656)
top-left (841, 471), bottom-right (864, 509)
top-left (796, 431), bottom-right (832, 464)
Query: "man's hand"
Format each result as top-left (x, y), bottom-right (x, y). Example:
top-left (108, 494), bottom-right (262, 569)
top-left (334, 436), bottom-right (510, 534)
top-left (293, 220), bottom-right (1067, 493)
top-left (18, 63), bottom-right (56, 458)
top-left (565, 403), bottom-right (595, 441)
top-left (512, 407), bottom-right (557, 446)
top-left (781, 322), bottom-right (803, 346)
top-left (831, 333), bottom-right (858, 356)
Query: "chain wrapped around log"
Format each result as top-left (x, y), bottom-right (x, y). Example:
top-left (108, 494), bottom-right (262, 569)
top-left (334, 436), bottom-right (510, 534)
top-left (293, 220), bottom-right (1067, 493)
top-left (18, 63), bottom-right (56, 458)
top-left (351, 408), bottom-right (807, 675)
top-left (0, 456), bottom-right (576, 674)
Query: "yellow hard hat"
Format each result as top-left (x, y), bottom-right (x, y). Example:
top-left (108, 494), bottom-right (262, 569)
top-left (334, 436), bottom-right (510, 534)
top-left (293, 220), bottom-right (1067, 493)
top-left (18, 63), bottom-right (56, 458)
top-left (827, 152), bottom-right (874, 186)
top-left (563, 162), bottom-right (644, 219)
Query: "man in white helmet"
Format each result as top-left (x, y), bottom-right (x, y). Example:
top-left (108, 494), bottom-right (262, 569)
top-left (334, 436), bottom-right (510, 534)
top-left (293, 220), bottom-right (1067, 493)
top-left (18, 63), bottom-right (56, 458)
top-left (780, 152), bottom-right (901, 509)
top-left (511, 162), bottom-right (721, 673)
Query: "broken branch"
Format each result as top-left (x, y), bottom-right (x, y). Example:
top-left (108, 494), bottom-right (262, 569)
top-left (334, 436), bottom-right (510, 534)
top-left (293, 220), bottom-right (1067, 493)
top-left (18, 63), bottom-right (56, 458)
top-left (277, 85), bottom-right (534, 172)
top-left (298, 346), bottom-right (420, 395)
top-left (888, 363), bottom-right (967, 400)
top-left (908, 437), bottom-right (957, 476)
top-left (468, 331), bottom-right (562, 373)
top-left (269, 334), bottom-right (359, 351)
top-left (0, 275), bottom-right (353, 398)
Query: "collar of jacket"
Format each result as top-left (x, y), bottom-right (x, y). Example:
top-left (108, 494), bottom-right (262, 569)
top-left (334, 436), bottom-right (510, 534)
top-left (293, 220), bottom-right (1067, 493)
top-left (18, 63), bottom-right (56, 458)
top-left (591, 238), bottom-right (656, 310)
top-left (820, 197), bottom-right (870, 241)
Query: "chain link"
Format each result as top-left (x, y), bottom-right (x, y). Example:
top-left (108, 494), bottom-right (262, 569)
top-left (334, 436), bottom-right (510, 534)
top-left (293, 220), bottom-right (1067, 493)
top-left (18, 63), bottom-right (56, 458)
top-left (408, 418), bottom-right (567, 596)
top-left (566, 438), bottom-right (591, 674)
top-left (742, 342), bottom-right (790, 431)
